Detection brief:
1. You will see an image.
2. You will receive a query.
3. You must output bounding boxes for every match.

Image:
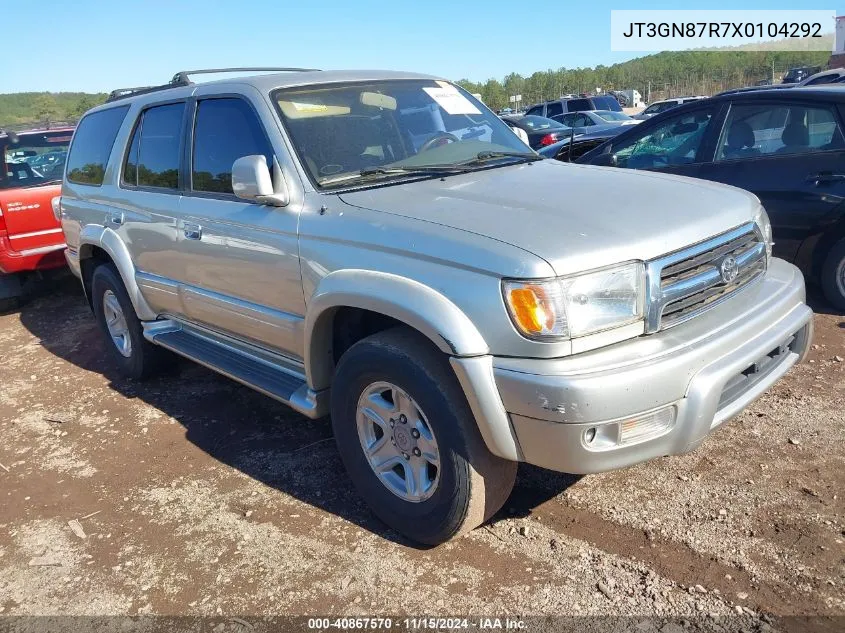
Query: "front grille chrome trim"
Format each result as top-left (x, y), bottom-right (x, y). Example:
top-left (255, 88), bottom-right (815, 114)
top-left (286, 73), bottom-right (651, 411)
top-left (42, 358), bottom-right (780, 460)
top-left (645, 223), bottom-right (766, 334)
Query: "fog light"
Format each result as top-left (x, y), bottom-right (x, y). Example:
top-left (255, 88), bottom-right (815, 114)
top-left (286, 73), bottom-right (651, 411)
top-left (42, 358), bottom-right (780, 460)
top-left (619, 406), bottom-right (676, 445)
top-left (584, 427), bottom-right (597, 444)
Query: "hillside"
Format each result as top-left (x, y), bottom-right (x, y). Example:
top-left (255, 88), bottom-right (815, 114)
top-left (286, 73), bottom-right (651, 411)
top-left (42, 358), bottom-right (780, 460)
top-left (456, 49), bottom-right (831, 110)
top-left (0, 47), bottom-right (833, 125)
top-left (0, 92), bottom-right (107, 128)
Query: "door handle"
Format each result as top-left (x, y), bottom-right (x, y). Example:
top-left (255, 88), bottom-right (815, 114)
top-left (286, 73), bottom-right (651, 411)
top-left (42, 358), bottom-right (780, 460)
top-left (182, 222), bottom-right (202, 240)
top-left (806, 172), bottom-right (845, 185)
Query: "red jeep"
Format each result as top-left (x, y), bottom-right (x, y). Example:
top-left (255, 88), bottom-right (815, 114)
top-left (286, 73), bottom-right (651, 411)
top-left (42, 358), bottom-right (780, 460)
top-left (0, 126), bottom-right (74, 307)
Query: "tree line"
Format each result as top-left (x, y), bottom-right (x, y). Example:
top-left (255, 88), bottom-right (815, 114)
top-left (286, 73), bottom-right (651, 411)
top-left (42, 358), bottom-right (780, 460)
top-left (0, 92), bottom-right (108, 128)
top-left (455, 49), bottom-right (831, 110)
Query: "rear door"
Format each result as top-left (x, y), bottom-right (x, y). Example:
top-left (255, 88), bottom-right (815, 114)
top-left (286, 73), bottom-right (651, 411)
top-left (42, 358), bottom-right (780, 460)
top-left (0, 130), bottom-right (73, 250)
top-left (692, 98), bottom-right (845, 262)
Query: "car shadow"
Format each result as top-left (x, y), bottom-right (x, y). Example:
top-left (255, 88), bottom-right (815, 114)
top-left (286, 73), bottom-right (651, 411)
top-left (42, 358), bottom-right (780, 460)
top-left (15, 276), bottom-right (579, 549)
top-left (806, 284), bottom-right (845, 317)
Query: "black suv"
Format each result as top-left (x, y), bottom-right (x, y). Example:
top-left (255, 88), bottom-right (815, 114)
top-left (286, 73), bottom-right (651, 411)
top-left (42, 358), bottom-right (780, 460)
top-left (783, 66), bottom-right (822, 84)
top-left (525, 95), bottom-right (622, 119)
top-left (577, 85), bottom-right (845, 310)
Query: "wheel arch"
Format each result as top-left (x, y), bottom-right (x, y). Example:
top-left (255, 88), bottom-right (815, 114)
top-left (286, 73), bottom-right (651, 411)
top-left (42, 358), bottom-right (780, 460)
top-left (77, 225), bottom-right (156, 320)
top-left (304, 270), bottom-right (489, 392)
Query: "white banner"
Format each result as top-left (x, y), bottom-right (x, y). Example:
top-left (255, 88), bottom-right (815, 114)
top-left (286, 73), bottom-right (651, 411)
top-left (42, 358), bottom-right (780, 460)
top-left (610, 10), bottom-right (835, 52)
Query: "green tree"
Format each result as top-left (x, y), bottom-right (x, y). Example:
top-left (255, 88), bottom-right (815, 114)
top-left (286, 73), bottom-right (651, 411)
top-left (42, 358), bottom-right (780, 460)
top-left (73, 96), bottom-right (96, 117)
top-left (33, 93), bottom-right (60, 124)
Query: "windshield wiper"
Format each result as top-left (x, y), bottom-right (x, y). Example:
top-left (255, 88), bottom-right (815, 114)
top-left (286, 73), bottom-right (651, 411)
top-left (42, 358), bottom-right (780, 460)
top-left (320, 164), bottom-right (471, 186)
top-left (319, 152), bottom-right (543, 187)
top-left (463, 150), bottom-right (544, 165)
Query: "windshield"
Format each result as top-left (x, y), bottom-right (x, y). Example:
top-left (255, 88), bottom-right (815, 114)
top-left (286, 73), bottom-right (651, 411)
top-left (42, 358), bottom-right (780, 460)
top-left (594, 111), bottom-right (631, 122)
top-left (1, 130), bottom-right (72, 190)
top-left (273, 80), bottom-right (535, 188)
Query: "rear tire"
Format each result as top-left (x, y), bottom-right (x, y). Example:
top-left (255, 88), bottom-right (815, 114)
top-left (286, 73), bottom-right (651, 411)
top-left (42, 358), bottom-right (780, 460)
top-left (91, 263), bottom-right (163, 380)
top-left (330, 327), bottom-right (517, 545)
top-left (821, 238), bottom-right (845, 312)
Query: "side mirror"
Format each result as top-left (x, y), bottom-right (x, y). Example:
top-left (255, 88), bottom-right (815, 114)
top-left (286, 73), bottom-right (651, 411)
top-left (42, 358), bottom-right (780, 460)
top-left (232, 155), bottom-right (289, 207)
top-left (592, 152), bottom-right (618, 167)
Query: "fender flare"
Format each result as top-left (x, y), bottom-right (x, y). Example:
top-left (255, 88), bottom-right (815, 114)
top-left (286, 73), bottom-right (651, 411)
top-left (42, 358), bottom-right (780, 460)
top-left (78, 224), bottom-right (157, 321)
top-left (304, 269), bottom-right (489, 391)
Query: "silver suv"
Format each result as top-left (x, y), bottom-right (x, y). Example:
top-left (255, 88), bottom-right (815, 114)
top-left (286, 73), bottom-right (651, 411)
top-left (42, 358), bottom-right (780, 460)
top-left (59, 68), bottom-right (813, 545)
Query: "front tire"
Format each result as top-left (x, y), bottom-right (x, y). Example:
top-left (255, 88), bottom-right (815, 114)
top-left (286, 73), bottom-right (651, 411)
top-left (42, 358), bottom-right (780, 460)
top-left (821, 238), bottom-right (845, 312)
top-left (330, 327), bottom-right (517, 545)
top-left (91, 263), bottom-right (162, 380)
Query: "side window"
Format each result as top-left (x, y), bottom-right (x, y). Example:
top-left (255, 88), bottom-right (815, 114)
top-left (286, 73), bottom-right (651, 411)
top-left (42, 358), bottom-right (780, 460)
top-left (122, 117), bottom-right (141, 186)
top-left (612, 108), bottom-right (715, 169)
top-left (715, 103), bottom-right (844, 161)
top-left (566, 98), bottom-right (592, 112)
top-left (594, 96), bottom-right (621, 112)
top-left (546, 102), bottom-right (563, 118)
top-left (66, 106), bottom-right (129, 185)
top-left (135, 103), bottom-right (184, 189)
top-left (192, 98), bottom-right (274, 195)
top-left (580, 114), bottom-right (594, 127)
top-left (561, 114), bottom-right (577, 127)
top-left (525, 105), bottom-right (543, 117)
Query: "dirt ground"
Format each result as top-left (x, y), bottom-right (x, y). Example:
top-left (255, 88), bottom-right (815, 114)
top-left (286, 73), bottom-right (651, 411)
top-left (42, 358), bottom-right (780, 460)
top-left (0, 276), bottom-right (842, 632)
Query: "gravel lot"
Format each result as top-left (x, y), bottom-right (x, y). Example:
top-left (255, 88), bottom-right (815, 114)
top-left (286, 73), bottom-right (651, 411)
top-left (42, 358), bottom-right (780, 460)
top-left (0, 276), bottom-right (842, 632)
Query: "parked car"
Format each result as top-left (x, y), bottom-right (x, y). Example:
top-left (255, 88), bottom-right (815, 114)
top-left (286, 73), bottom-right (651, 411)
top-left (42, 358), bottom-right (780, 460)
top-left (61, 68), bottom-right (812, 545)
top-left (717, 70), bottom-right (845, 97)
top-left (524, 95), bottom-right (622, 119)
top-left (0, 126), bottom-right (74, 308)
top-left (783, 66), bottom-right (822, 84)
top-left (578, 85), bottom-right (845, 310)
top-left (501, 115), bottom-right (574, 148)
top-left (538, 126), bottom-right (630, 162)
top-left (552, 110), bottom-right (640, 135)
top-left (796, 68), bottom-right (845, 87)
top-left (632, 97), bottom-right (708, 120)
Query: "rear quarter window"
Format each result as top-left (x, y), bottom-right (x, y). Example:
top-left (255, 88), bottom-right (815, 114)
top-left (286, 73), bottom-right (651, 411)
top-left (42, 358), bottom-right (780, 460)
top-left (66, 106), bottom-right (130, 186)
top-left (593, 96), bottom-right (622, 112)
top-left (565, 98), bottom-right (592, 112)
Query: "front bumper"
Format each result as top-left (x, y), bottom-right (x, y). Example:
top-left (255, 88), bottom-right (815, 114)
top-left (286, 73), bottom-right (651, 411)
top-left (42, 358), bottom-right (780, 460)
top-left (452, 258), bottom-right (812, 473)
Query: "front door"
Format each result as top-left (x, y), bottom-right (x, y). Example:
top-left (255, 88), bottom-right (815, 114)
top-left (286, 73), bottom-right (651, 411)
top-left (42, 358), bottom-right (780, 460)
top-left (692, 99), bottom-right (845, 262)
top-left (607, 104), bottom-right (722, 179)
top-left (175, 96), bottom-right (304, 359)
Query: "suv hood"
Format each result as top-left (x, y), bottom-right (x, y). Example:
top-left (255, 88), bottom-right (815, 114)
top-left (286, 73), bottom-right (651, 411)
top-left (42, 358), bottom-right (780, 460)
top-left (339, 160), bottom-right (759, 276)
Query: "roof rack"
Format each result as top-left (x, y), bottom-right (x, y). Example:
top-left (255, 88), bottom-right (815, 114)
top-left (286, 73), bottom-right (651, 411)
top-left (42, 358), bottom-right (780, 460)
top-left (106, 67), bottom-right (321, 103)
top-left (170, 67), bottom-right (320, 85)
top-left (106, 81), bottom-right (190, 103)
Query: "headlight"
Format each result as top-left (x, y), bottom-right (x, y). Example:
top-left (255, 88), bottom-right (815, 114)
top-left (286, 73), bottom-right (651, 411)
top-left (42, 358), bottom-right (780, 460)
top-left (503, 262), bottom-right (645, 340)
top-left (754, 206), bottom-right (772, 260)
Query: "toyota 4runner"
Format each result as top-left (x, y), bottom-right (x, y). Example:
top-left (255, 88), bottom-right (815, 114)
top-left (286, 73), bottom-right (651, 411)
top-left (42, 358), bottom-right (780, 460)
top-left (59, 68), bottom-right (813, 545)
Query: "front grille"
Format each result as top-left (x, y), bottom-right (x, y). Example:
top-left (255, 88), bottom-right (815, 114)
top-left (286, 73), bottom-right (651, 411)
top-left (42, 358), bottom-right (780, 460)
top-left (645, 223), bottom-right (767, 333)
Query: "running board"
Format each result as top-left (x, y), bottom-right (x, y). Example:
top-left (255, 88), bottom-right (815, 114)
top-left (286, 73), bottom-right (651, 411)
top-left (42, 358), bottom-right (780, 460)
top-left (142, 320), bottom-right (328, 419)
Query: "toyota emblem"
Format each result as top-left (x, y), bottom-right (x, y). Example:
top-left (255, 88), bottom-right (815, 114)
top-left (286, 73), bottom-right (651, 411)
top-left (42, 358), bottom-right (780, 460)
top-left (720, 256), bottom-right (739, 284)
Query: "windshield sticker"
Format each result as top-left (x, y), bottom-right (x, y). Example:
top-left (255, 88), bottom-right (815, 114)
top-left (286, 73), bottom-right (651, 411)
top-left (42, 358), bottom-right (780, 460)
top-left (278, 100), bottom-right (351, 118)
top-left (422, 87), bottom-right (481, 116)
top-left (292, 102), bottom-right (328, 113)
